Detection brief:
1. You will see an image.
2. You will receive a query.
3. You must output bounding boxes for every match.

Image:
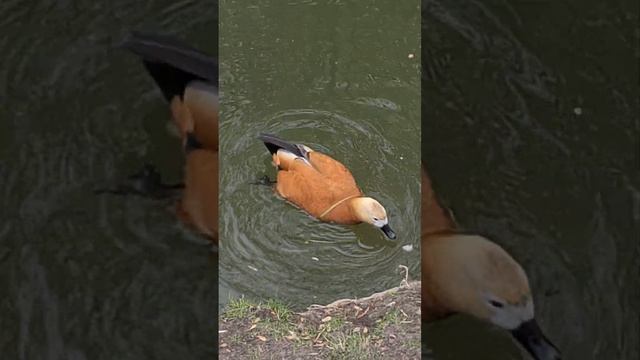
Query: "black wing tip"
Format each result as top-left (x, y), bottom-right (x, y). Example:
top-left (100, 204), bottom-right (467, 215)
top-left (120, 30), bottom-right (217, 76)
top-left (258, 133), bottom-right (307, 158)
top-left (258, 133), bottom-right (282, 155)
top-left (119, 30), bottom-right (218, 99)
top-left (119, 31), bottom-right (212, 61)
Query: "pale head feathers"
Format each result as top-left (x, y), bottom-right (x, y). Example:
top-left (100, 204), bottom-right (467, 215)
top-left (423, 234), bottom-right (534, 330)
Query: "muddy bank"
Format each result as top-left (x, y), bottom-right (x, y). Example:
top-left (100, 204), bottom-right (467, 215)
top-left (219, 281), bottom-right (421, 359)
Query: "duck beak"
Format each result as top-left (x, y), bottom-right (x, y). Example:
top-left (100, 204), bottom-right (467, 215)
top-left (510, 319), bottom-right (561, 360)
top-left (380, 224), bottom-right (396, 240)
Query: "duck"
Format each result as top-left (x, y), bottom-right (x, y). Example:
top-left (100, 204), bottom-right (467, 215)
top-left (421, 163), bottom-right (560, 360)
top-left (122, 32), bottom-right (218, 243)
top-left (258, 133), bottom-right (396, 240)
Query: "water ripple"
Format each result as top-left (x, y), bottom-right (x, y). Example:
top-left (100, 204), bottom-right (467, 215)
top-left (220, 106), bottom-right (420, 309)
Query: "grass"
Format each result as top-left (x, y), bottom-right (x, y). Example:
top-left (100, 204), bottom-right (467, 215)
top-left (325, 332), bottom-right (374, 360)
top-left (223, 297), bottom-right (255, 319)
top-left (378, 308), bottom-right (402, 327)
top-left (220, 282), bottom-right (421, 359)
top-left (222, 297), bottom-right (295, 340)
top-left (260, 299), bottom-right (294, 339)
top-left (265, 299), bottom-right (292, 321)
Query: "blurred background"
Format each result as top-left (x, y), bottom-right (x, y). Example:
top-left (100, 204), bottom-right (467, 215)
top-left (0, 1), bottom-right (218, 358)
top-left (422, 0), bottom-right (638, 359)
top-left (219, 0), bottom-right (421, 311)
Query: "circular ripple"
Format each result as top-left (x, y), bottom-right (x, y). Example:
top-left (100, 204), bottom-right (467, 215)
top-left (220, 107), bottom-right (420, 309)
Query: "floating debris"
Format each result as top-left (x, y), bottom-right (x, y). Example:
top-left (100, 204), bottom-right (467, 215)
top-left (351, 97), bottom-right (399, 111)
top-left (402, 244), bottom-right (413, 252)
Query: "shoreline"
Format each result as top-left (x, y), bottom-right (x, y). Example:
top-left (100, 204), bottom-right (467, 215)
top-left (219, 280), bottom-right (421, 359)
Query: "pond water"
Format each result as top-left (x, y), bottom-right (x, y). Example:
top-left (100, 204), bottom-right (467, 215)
top-left (0, 1), bottom-right (218, 358)
top-left (219, 0), bottom-right (421, 311)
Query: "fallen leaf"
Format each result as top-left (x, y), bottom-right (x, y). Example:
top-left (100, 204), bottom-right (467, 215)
top-left (257, 335), bottom-right (267, 342)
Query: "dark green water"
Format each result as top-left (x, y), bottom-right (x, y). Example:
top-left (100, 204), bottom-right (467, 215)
top-left (219, 0), bottom-right (421, 310)
top-left (0, 1), bottom-right (218, 358)
top-left (422, 0), bottom-right (638, 359)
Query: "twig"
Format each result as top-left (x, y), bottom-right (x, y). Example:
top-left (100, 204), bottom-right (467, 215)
top-left (398, 265), bottom-right (409, 287)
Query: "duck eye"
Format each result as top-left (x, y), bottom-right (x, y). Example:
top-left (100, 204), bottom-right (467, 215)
top-left (489, 300), bottom-right (504, 308)
top-left (373, 217), bottom-right (379, 221)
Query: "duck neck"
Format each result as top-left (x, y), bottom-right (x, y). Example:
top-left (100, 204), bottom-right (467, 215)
top-left (318, 195), bottom-right (362, 223)
top-left (344, 196), bottom-right (369, 223)
top-left (422, 233), bottom-right (487, 318)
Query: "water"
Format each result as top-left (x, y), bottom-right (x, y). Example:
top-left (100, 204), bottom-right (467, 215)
top-left (0, 1), bottom-right (218, 358)
top-left (219, 0), bottom-right (421, 310)
top-left (422, 0), bottom-right (638, 359)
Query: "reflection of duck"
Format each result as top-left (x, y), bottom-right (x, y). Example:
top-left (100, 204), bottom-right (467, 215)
top-left (421, 164), bottom-right (560, 360)
top-left (258, 133), bottom-right (396, 240)
top-left (122, 32), bottom-right (218, 243)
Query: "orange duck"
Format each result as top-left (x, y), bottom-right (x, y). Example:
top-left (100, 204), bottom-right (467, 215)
top-left (122, 32), bottom-right (218, 243)
top-left (421, 163), bottom-right (560, 360)
top-left (259, 133), bottom-right (396, 240)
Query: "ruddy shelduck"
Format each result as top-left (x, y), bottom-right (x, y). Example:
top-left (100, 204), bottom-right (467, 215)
top-left (421, 163), bottom-right (560, 360)
top-left (259, 133), bottom-right (396, 240)
top-left (122, 32), bottom-right (218, 242)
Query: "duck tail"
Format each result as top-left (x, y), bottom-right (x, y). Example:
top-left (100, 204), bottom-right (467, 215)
top-left (121, 31), bottom-right (218, 101)
top-left (258, 133), bottom-right (307, 158)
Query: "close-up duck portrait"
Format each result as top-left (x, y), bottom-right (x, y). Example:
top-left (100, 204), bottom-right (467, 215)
top-left (0, 1), bottom-right (218, 359)
top-left (217, 0), bottom-right (421, 359)
top-left (421, 1), bottom-right (638, 360)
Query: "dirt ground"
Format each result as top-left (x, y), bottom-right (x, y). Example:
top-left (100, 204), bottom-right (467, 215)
top-left (219, 280), bottom-right (421, 360)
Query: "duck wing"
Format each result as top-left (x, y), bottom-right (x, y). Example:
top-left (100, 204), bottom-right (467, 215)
top-left (121, 31), bottom-right (218, 101)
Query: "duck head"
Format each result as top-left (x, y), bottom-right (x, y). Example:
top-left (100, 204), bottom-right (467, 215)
top-left (351, 197), bottom-right (396, 240)
top-left (423, 234), bottom-right (560, 360)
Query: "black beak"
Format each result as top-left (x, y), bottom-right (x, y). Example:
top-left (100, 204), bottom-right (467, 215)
top-left (380, 224), bottom-right (396, 240)
top-left (511, 319), bottom-right (561, 360)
